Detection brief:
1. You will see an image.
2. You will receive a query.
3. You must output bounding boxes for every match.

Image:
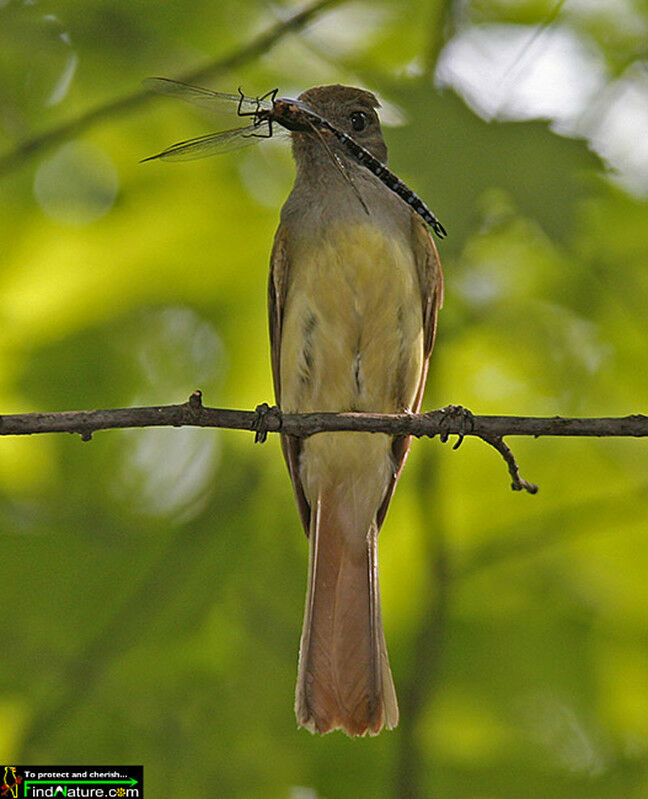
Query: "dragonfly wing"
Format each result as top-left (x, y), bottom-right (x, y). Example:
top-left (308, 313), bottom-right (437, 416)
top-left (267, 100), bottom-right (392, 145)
top-left (141, 123), bottom-right (289, 162)
top-left (143, 77), bottom-right (268, 115)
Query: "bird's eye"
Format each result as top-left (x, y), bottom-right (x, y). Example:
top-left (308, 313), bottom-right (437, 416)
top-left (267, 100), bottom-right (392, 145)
top-left (350, 111), bottom-right (367, 132)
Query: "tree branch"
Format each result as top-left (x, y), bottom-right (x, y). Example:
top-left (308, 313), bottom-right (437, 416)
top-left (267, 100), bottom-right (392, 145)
top-left (1, 394), bottom-right (645, 440)
top-left (1, 391), bottom-right (646, 493)
top-left (0, 0), bottom-right (343, 177)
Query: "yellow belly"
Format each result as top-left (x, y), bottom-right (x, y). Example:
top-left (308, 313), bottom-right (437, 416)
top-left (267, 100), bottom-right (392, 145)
top-left (280, 222), bottom-right (423, 513)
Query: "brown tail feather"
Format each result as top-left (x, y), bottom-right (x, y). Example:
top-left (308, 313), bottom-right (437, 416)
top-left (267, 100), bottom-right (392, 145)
top-left (295, 491), bottom-right (398, 736)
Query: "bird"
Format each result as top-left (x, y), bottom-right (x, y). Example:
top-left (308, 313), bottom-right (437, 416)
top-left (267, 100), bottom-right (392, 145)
top-left (2, 767), bottom-right (19, 799)
top-left (268, 84), bottom-right (443, 735)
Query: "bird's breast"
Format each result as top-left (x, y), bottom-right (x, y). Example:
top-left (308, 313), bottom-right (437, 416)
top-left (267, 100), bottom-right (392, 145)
top-left (280, 221), bottom-right (423, 416)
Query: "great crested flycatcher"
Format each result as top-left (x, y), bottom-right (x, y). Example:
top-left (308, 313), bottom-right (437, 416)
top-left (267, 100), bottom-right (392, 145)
top-left (269, 84), bottom-right (443, 736)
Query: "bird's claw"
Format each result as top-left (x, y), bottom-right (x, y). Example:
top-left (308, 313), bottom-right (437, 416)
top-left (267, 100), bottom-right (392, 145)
top-left (439, 404), bottom-right (474, 448)
top-left (253, 403), bottom-right (281, 443)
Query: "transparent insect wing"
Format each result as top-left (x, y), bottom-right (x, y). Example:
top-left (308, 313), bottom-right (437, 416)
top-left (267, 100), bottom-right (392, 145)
top-left (142, 124), bottom-right (277, 162)
top-left (142, 77), bottom-right (267, 116)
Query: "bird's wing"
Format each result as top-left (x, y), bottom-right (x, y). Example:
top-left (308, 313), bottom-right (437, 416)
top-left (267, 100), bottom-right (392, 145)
top-left (268, 226), bottom-right (311, 534)
top-left (376, 214), bottom-right (444, 530)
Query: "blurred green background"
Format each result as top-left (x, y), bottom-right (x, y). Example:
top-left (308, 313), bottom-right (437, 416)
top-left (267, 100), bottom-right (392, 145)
top-left (1, 0), bottom-right (648, 796)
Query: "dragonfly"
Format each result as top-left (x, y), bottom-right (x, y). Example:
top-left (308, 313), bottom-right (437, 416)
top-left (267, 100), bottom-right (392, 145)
top-left (142, 77), bottom-right (447, 239)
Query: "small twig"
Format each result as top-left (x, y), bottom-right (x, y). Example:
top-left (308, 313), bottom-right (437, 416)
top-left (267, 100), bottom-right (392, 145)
top-left (480, 434), bottom-right (538, 495)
